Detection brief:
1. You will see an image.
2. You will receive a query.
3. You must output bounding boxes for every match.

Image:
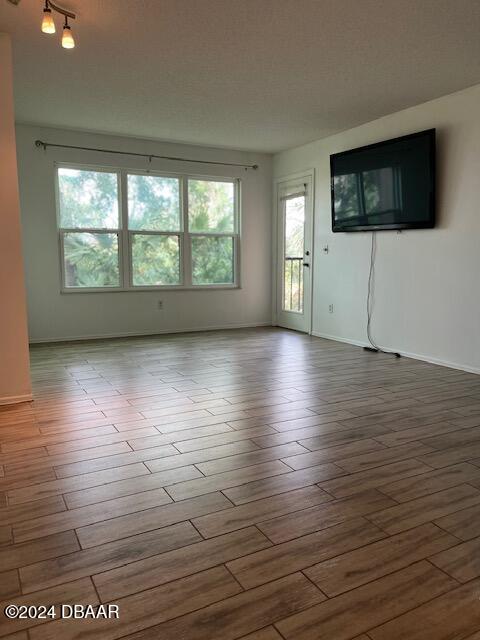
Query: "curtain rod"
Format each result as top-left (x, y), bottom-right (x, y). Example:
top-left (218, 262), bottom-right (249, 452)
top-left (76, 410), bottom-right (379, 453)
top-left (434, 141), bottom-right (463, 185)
top-left (34, 140), bottom-right (259, 170)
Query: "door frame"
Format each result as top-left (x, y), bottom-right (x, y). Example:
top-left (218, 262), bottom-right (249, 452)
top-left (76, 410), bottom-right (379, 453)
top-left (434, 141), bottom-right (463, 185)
top-left (272, 169), bottom-right (315, 334)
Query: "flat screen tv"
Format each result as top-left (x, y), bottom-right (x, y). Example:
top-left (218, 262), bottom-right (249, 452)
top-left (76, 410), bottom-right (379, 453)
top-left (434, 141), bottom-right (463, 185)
top-left (331, 129), bottom-right (435, 232)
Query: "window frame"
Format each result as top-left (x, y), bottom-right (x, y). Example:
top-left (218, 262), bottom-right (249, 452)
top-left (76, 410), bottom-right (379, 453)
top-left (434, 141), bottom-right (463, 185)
top-left (55, 162), bottom-right (241, 293)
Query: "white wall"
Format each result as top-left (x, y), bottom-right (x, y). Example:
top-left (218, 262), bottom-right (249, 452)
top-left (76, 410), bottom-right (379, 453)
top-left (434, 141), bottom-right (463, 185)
top-left (16, 125), bottom-right (272, 342)
top-left (0, 34), bottom-right (31, 404)
top-left (274, 84), bottom-right (480, 373)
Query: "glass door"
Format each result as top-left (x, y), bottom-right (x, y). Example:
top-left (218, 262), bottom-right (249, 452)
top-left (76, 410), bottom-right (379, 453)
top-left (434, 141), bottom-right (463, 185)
top-left (276, 174), bottom-right (313, 333)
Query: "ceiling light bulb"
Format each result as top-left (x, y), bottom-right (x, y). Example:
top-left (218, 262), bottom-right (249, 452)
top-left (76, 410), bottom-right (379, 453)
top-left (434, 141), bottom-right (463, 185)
top-left (41, 7), bottom-right (56, 34)
top-left (62, 24), bottom-right (75, 49)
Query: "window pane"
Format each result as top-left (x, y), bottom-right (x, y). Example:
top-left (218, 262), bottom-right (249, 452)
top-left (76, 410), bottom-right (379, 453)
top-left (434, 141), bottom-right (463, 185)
top-left (284, 196), bottom-right (305, 257)
top-left (58, 168), bottom-right (119, 229)
top-left (132, 235), bottom-right (180, 286)
top-left (128, 175), bottom-right (181, 231)
top-left (192, 236), bottom-right (234, 285)
top-left (283, 196), bottom-right (305, 313)
top-left (283, 259), bottom-right (303, 313)
top-left (188, 180), bottom-right (235, 233)
top-left (63, 233), bottom-right (119, 288)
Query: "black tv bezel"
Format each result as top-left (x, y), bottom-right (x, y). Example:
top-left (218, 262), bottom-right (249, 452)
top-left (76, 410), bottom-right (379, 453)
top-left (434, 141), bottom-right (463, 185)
top-left (330, 128), bottom-right (436, 233)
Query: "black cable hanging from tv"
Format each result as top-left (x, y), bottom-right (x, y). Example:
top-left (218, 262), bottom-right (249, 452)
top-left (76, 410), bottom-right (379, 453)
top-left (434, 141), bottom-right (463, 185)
top-left (363, 232), bottom-right (401, 358)
top-left (34, 140), bottom-right (259, 171)
top-left (366, 232), bottom-right (381, 351)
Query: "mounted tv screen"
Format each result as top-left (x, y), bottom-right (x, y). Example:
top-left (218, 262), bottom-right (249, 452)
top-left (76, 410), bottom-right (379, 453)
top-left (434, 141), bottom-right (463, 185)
top-left (331, 129), bottom-right (435, 232)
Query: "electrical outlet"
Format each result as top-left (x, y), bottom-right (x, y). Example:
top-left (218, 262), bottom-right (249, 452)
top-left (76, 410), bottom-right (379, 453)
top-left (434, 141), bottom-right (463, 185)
top-left (328, 304), bottom-right (334, 314)
top-left (157, 300), bottom-right (164, 310)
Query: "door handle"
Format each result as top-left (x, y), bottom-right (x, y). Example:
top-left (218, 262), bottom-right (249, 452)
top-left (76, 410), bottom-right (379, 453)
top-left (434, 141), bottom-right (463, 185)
top-left (303, 263), bottom-right (310, 267)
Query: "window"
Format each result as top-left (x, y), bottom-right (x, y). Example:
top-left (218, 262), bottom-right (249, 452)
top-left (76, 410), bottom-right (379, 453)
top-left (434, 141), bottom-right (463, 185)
top-left (188, 179), bottom-right (236, 285)
top-left (128, 174), bottom-right (182, 286)
top-left (56, 166), bottom-right (240, 291)
top-left (58, 168), bottom-right (121, 288)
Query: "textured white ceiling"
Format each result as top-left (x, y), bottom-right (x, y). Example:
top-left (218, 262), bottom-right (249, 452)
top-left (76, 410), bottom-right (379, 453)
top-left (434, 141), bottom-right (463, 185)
top-left (1, 0), bottom-right (480, 152)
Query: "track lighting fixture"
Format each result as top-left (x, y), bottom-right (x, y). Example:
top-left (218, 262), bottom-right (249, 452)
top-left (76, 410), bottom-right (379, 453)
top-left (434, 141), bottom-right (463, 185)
top-left (41, 0), bottom-right (76, 49)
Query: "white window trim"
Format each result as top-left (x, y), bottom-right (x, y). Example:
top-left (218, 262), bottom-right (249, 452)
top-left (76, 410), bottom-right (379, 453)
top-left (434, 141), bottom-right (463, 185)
top-left (55, 162), bottom-right (242, 293)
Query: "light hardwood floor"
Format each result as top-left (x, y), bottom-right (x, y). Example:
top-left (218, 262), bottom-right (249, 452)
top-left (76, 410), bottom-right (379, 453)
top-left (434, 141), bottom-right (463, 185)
top-left (1, 327), bottom-right (480, 639)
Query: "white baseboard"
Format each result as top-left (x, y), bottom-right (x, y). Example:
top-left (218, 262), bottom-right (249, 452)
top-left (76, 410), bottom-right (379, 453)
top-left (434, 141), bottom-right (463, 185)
top-left (0, 393), bottom-right (33, 406)
top-left (312, 331), bottom-right (370, 349)
top-left (312, 331), bottom-right (480, 376)
top-left (29, 322), bottom-right (273, 345)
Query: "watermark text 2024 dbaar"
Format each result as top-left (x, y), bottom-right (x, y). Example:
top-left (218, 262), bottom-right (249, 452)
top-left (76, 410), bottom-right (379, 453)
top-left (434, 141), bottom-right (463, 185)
top-left (4, 604), bottom-right (119, 620)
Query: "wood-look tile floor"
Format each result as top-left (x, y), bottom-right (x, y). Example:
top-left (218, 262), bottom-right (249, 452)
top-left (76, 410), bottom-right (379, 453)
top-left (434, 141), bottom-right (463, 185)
top-left (1, 327), bottom-right (480, 639)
